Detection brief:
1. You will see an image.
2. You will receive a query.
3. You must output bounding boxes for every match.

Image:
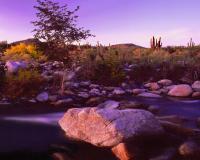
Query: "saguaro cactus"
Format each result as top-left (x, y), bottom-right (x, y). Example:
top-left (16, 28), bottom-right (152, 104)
top-left (150, 36), bottom-right (162, 49)
top-left (187, 38), bottom-right (195, 47)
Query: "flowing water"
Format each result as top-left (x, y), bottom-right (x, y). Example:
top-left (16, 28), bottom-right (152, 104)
top-left (0, 97), bottom-right (199, 159)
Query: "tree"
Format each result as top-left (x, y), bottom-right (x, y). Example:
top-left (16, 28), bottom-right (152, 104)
top-left (32, 0), bottom-right (93, 58)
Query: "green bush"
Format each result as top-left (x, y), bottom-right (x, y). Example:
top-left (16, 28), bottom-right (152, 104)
top-left (4, 69), bottom-right (45, 98)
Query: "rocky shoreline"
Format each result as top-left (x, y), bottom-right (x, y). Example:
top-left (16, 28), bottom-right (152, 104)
top-left (0, 60), bottom-right (200, 160)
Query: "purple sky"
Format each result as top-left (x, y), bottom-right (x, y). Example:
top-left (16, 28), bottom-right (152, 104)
top-left (0, 0), bottom-right (200, 47)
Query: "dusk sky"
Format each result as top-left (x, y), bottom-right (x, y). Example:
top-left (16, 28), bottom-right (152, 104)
top-left (0, 0), bottom-right (200, 47)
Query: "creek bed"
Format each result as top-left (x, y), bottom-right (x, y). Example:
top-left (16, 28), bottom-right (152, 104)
top-left (0, 97), bottom-right (199, 160)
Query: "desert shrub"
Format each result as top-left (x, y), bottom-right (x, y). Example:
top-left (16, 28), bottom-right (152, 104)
top-left (0, 64), bottom-right (5, 91)
top-left (4, 69), bottom-right (45, 98)
top-left (2, 43), bottom-right (47, 62)
top-left (77, 48), bottom-right (126, 86)
top-left (78, 60), bottom-right (125, 86)
top-left (75, 44), bottom-right (200, 84)
top-left (0, 41), bottom-right (9, 53)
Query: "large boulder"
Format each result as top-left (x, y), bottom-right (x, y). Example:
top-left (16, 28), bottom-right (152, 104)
top-left (6, 61), bottom-right (27, 73)
top-left (59, 107), bottom-right (164, 147)
top-left (168, 84), bottom-right (193, 97)
top-left (192, 81), bottom-right (200, 92)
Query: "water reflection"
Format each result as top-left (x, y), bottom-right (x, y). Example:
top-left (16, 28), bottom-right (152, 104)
top-left (1, 112), bottom-right (64, 125)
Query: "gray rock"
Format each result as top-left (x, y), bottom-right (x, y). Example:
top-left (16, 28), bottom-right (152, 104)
top-left (113, 88), bottom-right (125, 95)
top-left (59, 108), bottom-right (164, 147)
top-left (29, 99), bottom-right (37, 103)
top-left (89, 88), bottom-right (101, 96)
top-left (192, 81), bottom-right (200, 92)
top-left (6, 61), bottom-right (27, 73)
top-left (192, 92), bottom-right (200, 98)
top-left (132, 89), bottom-right (146, 95)
top-left (80, 81), bottom-right (91, 87)
top-left (65, 82), bottom-right (79, 89)
top-left (137, 92), bottom-right (162, 98)
top-left (78, 92), bottom-right (90, 99)
top-left (144, 82), bottom-right (160, 91)
top-left (36, 92), bottom-right (49, 102)
top-left (65, 71), bottom-right (76, 81)
top-left (89, 84), bottom-right (100, 89)
top-left (158, 79), bottom-right (173, 86)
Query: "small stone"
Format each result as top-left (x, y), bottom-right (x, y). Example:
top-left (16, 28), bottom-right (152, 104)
top-left (192, 81), bottom-right (200, 92)
top-left (36, 92), bottom-right (49, 102)
top-left (64, 90), bottom-right (75, 95)
top-left (137, 92), bottom-right (162, 98)
top-left (132, 89), bottom-right (146, 95)
top-left (113, 88), bottom-right (125, 95)
top-left (104, 86), bottom-right (115, 91)
top-left (158, 79), bottom-right (173, 86)
top-left (29, 99), bottom-right (37, 103)
top-left (165, 85), bottom-right (176, 90)
top-left (89, 84), bottom-right (99, 89)
top-left (65, 71), bottom-right (76, 81)
top-left (144, 82), bottom-right (161, 91)
top-left (65, 82), bottom-right (79, 89)
top-left (80, 81), bottom-right (91, 87)
top-left (179, 141), bottom-right (200, 157)
top-left (102, 90), bottom-right (107, 95)
top-left (192, 92), bottom-right (200, 98)
top-left (78, 92), bottom-right (90, 99)
top-left (149, 90), bottom-right (162, 95)
top-left (89, 88), bottom-right (101, 96)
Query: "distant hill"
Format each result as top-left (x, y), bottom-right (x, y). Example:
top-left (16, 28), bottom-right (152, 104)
top-left (110, 43), bottom-right (144, 49)
top-left (10, 38), bottom-right (41, 46)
